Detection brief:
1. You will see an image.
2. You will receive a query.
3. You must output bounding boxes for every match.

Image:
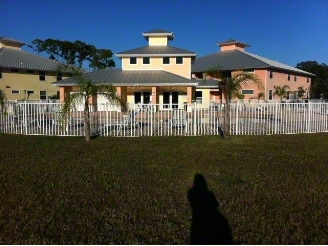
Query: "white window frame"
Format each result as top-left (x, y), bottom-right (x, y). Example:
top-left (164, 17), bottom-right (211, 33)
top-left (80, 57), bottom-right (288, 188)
top-left (40, 91), bottom-right (47, 100)
top-left (195, 90), bottom-right (203, 104)
top-left (12, 90), bottom-right (20, 94)
top-left (129, 57), bottom-right (137, 65)
top-left (175, 57), bottom-right (183, 65)
top-left (162, 57), bottom-right (170, 65)
top-left (268, 89), bottom-right (273, 100)
top-left (241, 89), bottom-right (254, 95)
top-left (142, 57), bottom-right (150, 65)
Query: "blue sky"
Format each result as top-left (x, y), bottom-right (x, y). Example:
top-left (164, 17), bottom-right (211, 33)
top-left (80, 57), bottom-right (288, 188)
top-left (1, 0), bottom-right (327, 69)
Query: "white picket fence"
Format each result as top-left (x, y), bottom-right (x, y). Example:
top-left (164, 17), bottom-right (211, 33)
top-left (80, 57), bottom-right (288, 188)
top-left (0, 101), bottom-right (328, 137)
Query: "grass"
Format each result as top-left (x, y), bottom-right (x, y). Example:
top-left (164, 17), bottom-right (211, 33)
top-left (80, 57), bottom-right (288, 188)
top-left (0, 133), bottom-right (328, 244)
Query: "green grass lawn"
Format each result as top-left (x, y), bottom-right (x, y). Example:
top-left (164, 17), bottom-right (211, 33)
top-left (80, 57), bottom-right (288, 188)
top-left (0, 133), bottom-right (328, 244)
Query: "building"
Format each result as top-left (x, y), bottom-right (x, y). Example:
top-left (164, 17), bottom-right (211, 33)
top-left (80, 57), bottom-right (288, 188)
top-left (0, 37), bottom-right (66, 100)
top-left (53, 31), bottom-right (315, 107)
top-left (191, 39), bottom-right (314, 102)
top-left (53, 29), bottom-right (199, 110)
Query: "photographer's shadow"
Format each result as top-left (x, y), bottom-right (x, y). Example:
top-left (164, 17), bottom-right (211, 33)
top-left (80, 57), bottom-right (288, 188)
top-left (188, 173), bottom-right (233, 245)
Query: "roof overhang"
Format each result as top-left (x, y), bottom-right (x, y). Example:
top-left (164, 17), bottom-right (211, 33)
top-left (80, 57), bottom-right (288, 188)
top-left (52, 82), bottom-right (198, 87)
top-left (142, 32), bottom-right (174, 41)
top-left (116, 53), bottom-right (197, 58)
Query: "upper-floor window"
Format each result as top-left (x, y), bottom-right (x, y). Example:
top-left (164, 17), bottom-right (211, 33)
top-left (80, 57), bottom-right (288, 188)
top-left (163, 57), bottom-right (170, 65)
top-left (11, 69), bottom-right (19, 73)
top-left (269, 70), bottom-right (273, 79)
top-left (57, 73), bottom-right (62, 81)
top-left (294, 75), bottom-right (297, 82)
top-left (242, 89), bottom-right (254, 95)
top-left (130, 57), bottom-right (137, 65)
top-left (12, 90), bottom-right (20, 94)
top-left (287, 74), bottom-right (290, 81)
top-left (307, 77), bottom-right (310, 83)
top-left (243, 68), bottom-right (254, 73)
top-left (26, 70), bottom-right (34, 74)
top-left (39, 71), bottom-right (45, 81)
top-left (143, 57), bottom-right (150, 65)
top-left (176, 57), bottom-right (183, 64)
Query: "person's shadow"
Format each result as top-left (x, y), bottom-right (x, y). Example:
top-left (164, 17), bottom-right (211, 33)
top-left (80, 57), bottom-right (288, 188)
top-left (188, 173), bottom-right (233, 244)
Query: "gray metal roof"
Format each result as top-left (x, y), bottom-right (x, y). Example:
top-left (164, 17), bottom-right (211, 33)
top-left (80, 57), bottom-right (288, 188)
top-left (195, 79), bottom-right (219, 88)
top-left (216, 39), bottom-right (250, 47)
top-left (143, 29), bottom-right (172, 34)
top-left (116, 45), bottom-right (196, 57)
top-left (0, 37), bottom-right (26, 45)
top-left (52, 69), bottom-right (197, 87)
top-left (142, 29), bottom-right (174, 41)
top-left (191, 49), bottom-right (314, 76)
top-left (0, 48), bottom-right (60, 71)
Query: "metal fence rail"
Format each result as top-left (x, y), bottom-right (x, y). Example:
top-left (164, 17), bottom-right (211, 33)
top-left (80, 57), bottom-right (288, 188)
top-left (1, 101), bottom-right (327, 137)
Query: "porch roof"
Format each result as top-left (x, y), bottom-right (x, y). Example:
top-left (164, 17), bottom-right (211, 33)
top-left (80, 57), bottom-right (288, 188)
top-left (52, 69), bottom-right (198, 87)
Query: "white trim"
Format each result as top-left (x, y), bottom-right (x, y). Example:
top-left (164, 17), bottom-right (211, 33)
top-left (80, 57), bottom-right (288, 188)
top-left (268, 89), bottom-right (273, 101)
top-left (116, 53), bottom-right (197, 58)
top-left (241, 89), bottom-right (254, 95)
top-left (129, 57), bottom-right (138, 65)
top-left (175, 57), bottom-right (184, 65)
top-left (122, 68), bottom-right (164, 71)
top-left (265, 70), bottom-right (267, 100)
top-left (142, 57), bottom-right (151, 65)
top-left (162, 57), bottom-right (170, 65)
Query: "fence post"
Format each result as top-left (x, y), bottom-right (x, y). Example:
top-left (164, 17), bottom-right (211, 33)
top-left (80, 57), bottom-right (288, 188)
top-left (307, 102), bottom-right (311, 133)
top-left (235, 101), bottom-right (239, 135)
top-left (24, 101), bottom-right (28, 135)
top-left (274, 102), bottom-right (278, 134)
top-left (193, 102), bottom-right (197, 135)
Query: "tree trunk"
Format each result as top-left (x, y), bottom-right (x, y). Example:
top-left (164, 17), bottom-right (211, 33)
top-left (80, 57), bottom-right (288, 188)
top-left (84, 101), bottom-right (91, 141)
top-left (222, 89), bottom-right (230, 139)
top-left (223, 100), bottom-right (230, 138)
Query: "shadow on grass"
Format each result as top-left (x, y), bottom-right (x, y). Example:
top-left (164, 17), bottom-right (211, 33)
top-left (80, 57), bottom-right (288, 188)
top-left (188, 173), bottom-right (232, 245)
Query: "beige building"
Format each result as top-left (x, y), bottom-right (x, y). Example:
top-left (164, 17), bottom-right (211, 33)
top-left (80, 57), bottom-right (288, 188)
top-left (54, 31), bottom-right (315, 108)
top-left (54, 29), bottom-right (198, 110)
top-left (0, 37), bottom-right (66, 100)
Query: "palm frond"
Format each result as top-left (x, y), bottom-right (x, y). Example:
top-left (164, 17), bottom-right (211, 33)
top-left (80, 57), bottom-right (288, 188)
top-left (0, 90), bottom-right (8, 117)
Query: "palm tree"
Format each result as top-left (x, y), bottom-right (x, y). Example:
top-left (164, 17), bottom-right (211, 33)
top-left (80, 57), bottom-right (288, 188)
top-left (0, 89), bottom-right (8, 117)
top-left (204, 67), bottom-right (263, 138)
top-left (273, 85), bottom-right (290, 102)
top-left (55, 64), bottom-right (127, 141)
top-left (257, 92), bottom-right (265, 101)
top-left (297, 86), bottom-right (306, 99)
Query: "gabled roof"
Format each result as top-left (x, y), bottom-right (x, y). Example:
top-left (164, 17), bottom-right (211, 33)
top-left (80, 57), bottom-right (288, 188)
top-left (0, 37), bottom-right (26, 45)
top-left (52, 69), bottom-right (197, 87)
top-left (116, 45), bottom-right (197, 57)
top-left (142, 29), bottom-right (174, 40)
top-left (191, 49), bottom-right (315, 76)
top-left (216, 39), bottom-right (250, 47)
top-left (0, 47), bottom-right (60, 71)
